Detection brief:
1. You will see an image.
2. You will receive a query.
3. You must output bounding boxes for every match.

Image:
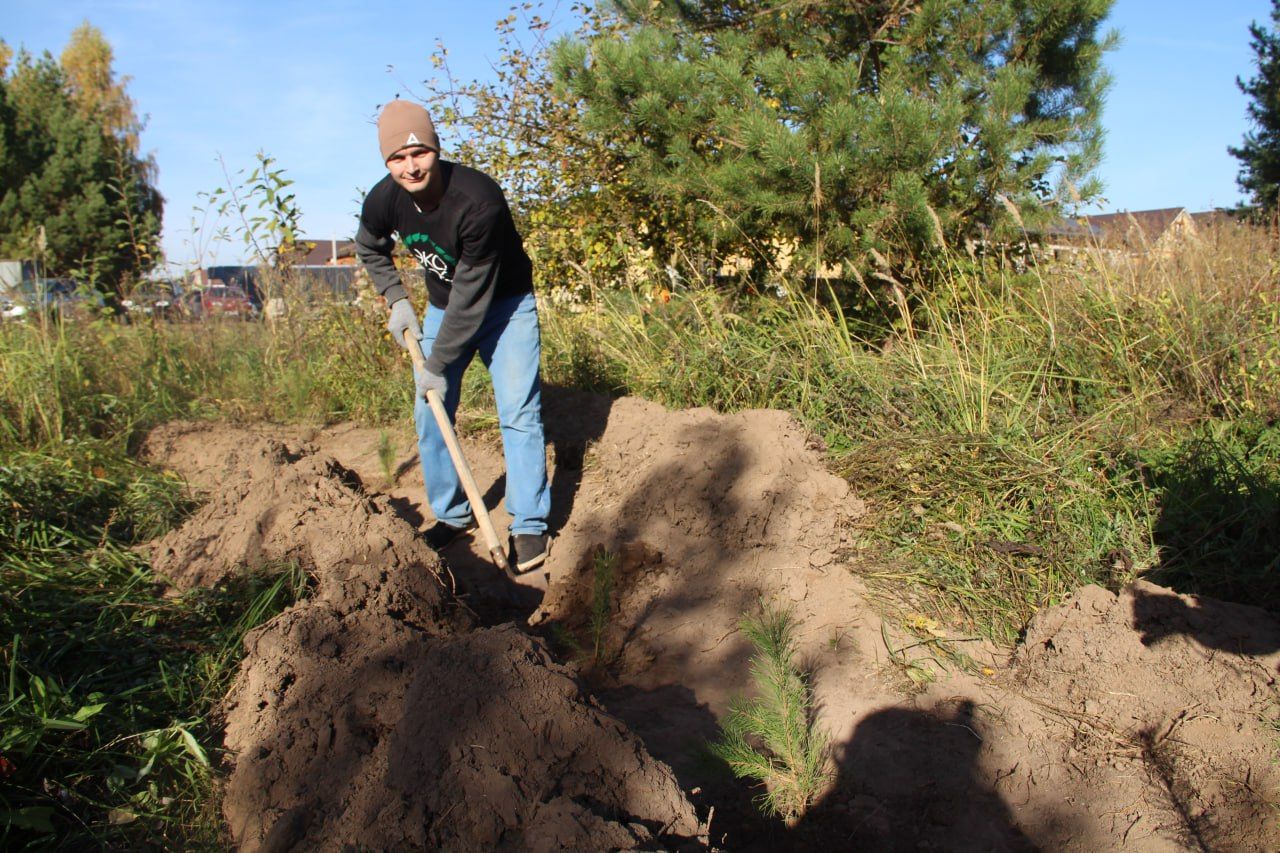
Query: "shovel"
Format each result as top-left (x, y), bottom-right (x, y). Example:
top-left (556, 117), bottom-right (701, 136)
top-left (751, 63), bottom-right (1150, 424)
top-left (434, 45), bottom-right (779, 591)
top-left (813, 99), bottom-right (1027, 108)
top-left (405, 336), bottom-right (515, 579)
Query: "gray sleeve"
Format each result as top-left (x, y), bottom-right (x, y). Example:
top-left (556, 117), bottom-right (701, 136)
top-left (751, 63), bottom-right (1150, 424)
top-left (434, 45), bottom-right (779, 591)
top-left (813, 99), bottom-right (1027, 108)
top-left (424, 259), bottom-right (499, 375)
top-left (355, 220), bottom-right (408, 306)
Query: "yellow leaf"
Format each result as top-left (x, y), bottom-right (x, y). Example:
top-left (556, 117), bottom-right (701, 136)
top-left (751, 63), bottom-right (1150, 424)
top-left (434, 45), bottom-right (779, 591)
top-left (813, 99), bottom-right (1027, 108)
top-left (905, 613), bottom-right (944, 637)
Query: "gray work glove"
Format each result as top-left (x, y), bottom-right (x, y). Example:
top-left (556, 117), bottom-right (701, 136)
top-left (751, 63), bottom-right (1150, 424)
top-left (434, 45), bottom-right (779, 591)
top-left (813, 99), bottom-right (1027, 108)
top-left (413, 363), bottom-right (447, 401)
top-left (386, 298), bottom-right (421, 350)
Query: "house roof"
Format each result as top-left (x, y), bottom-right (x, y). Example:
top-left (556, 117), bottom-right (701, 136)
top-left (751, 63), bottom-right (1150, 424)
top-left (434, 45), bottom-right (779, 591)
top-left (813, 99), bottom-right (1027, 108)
top-left (1038, 207), bottom-right (1236, 249)
top-left (1188, 209), bottom-right (1236, 229)
top-left (289, 239), bottom-right (357, 266)
top-left (1039, 218), bottom-right (1101, 241)
top-left (1083, 207), bottom-right (1188, 245)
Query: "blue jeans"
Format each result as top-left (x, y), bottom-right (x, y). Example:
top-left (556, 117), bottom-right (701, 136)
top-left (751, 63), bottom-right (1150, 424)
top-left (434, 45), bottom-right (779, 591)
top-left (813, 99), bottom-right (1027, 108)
top-left (414, 291), bottom-right (550, 535)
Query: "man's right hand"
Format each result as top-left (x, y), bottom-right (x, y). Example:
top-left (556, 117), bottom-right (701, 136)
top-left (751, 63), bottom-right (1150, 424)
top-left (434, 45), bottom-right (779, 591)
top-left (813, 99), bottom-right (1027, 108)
top-left (413, 363), bottom-right (447, 400)
top-left (386, 298), bottom-right (421, 350)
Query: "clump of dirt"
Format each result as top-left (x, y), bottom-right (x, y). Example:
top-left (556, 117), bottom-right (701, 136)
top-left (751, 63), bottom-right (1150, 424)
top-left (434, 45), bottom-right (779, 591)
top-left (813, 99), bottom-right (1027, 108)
top-left (148, 446), bottom-right (437, 593)
top-left (140, 421), bottom-right (316, 490)
top-left (224, 598), bottom-right (700, 851)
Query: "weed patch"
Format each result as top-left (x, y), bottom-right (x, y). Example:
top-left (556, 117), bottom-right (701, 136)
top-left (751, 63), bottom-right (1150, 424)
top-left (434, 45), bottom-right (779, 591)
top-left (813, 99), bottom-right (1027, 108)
top-left (0, 451), bottom-right (305, 848)
top-left (1139, 420), bottom-right (1280, 610)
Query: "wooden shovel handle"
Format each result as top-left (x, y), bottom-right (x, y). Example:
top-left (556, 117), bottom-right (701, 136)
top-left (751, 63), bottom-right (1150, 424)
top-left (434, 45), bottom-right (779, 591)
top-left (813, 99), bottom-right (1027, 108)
top-left (405, 336), bottom-right (513, 576)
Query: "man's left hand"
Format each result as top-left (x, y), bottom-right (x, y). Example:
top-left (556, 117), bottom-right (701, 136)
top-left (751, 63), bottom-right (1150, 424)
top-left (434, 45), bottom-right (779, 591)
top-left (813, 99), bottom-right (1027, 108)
top-left (413, 364), bottom-right (447, 400)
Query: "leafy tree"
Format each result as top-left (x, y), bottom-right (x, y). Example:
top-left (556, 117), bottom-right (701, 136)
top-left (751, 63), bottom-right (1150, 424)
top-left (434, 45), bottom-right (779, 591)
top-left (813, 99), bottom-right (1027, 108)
top-left (415, 4), bottom-right (651, 296)
top-left (60, 22), bottom-right (148, 157)
top-left (1230, 1), bottom-right (1280, 213)
top-left (550, 0), bottom-right (1116, 291)
top-left (0, 24), bottom-right (161, 291)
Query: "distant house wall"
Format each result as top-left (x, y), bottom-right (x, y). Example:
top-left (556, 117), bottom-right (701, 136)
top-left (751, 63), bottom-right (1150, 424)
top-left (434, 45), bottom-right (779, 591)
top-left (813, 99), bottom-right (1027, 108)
top-left (291, 266), bottom-right (357, 300)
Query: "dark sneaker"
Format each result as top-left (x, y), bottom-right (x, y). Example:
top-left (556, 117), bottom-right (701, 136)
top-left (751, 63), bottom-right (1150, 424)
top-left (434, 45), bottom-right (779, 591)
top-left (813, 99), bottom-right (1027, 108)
top-left (423, 521), bottom-right (473, 551)
top-left (510, 533), bottom-right (549, 573)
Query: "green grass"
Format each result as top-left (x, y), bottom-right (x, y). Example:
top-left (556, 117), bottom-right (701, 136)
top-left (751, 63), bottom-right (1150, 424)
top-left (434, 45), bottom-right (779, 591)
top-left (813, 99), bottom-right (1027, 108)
top-left (539, 225), bottom-right (1280, 639)
top-left (7, 227), bottom-right (1275, 649)
top-left (842, 433), bottom-right (1157, 642)
top-left (0, 304), bottom-right (457, 846)
top-left (0, 448), bottom-right (306, 848)
top-left (1137, 419), bottom-right (1280, 606)
top-left (0, 307), bottom-right (416, 452)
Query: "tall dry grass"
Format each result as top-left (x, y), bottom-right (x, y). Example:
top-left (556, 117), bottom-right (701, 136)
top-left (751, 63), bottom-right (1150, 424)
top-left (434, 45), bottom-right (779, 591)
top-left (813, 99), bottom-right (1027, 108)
top-left (539, 222), bottom-right (1280, 638)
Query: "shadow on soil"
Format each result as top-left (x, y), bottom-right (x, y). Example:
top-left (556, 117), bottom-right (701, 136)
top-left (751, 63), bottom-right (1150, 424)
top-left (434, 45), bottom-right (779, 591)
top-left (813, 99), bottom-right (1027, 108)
top-left (424, 386), bottom-right (616, 623)
top-left (604, 692), bottom-right (1070, 849)
top-left (243, 638), bottom-right (423, 851)
top-left (791, 700), bottom-right (1053, 851)
top-left (1130, 585), bottom-right (1280, 659)
top-left (530, 402), bottom-right (1060, 847)
top-left (533, 397), bottom-right (782, 844)
top-left (595, 684), bottom-right (775, 847)
top-left (541, 385), bottom-right (616, 537)
top-left (427, 387), bottom-right (1077, 847)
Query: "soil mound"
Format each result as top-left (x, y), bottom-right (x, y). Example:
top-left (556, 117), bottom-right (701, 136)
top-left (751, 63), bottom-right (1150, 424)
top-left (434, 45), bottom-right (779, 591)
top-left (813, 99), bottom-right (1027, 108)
top-left (550, 399), bottom-right (858, 555)
top-left (140, 421), bottom-right (315, 490)
top-left (143, 392), bottom-right (1280, 850)
top-left (534, 399), bottom-right (873, 712)
top-left (1010, 581), bottom-right (1280, 848)
top-left (146, 432), bottom-right (699, 850)
top-left (149, 447), bottom-right (435, 592)
top-left (224, 597), bottom-right (699, 851)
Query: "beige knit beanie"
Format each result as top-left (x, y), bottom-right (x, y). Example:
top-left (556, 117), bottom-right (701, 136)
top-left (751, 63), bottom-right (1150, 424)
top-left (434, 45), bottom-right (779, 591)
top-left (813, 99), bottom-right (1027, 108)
top-left (377, 99), bottom-right (440, 161)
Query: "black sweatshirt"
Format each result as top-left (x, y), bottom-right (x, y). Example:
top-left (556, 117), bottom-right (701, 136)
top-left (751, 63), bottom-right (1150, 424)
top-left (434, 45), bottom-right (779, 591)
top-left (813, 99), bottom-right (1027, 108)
top-left (356, 161), bottom-right (533, 375)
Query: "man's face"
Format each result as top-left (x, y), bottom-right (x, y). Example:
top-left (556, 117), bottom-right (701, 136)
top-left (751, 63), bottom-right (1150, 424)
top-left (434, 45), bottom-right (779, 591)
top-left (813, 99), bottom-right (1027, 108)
top-left (386, 145), bottom-right (439, 196)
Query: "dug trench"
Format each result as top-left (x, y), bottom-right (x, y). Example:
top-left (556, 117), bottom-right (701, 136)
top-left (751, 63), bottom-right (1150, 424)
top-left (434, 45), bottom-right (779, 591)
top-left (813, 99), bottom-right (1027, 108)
top-left (141, 387), bottom-right (1280, 851)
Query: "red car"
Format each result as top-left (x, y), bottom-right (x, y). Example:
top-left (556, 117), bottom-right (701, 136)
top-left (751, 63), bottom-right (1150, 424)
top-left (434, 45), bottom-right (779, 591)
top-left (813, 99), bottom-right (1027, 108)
top-left (182, 284), bottom-right (257, 320)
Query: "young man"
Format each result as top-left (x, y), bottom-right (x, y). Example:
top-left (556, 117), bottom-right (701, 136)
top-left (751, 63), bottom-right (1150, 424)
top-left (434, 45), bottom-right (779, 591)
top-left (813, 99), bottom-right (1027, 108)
top-left (356, 98), bottom-right (550, 572)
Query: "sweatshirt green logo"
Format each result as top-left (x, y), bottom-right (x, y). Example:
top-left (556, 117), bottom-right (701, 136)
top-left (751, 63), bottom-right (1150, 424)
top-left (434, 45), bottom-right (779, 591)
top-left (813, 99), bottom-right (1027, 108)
top-left (403, 231), bottom-right (456, 265)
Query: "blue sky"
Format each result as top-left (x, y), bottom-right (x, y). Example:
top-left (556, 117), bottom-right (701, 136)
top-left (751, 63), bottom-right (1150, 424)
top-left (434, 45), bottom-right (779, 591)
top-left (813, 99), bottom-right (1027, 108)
top-left (1091, 1), bottom-right (1265, 214)
top-left (1, 0), bottom-right (1272, 269)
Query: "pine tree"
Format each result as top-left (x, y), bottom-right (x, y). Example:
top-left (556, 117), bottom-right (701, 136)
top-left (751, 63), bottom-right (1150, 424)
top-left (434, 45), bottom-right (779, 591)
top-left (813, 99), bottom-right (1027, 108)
top-left (1230, 1), bottom-right (1280, 213)
top-left (551, 0), bottom-right (1116, 289)
top-left (0, 25), bottom-right (161, 291)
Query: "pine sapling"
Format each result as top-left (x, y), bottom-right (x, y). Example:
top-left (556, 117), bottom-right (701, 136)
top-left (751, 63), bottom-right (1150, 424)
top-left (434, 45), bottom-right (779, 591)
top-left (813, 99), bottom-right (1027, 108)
top-left (588, 547), bottom-right (617, 664)
top-left (376, 430), bottom-right (396, 486)
top-left (710, 604), bottom-right (832, 824)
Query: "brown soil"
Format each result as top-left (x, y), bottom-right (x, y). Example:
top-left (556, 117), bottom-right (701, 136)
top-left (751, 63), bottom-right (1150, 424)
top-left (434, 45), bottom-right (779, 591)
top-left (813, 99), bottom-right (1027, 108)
top-left (142, 388), bottom-right (1280, 850)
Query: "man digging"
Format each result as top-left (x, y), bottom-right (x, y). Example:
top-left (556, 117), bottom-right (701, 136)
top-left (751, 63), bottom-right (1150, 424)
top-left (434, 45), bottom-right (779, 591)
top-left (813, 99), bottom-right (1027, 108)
top-left (356, 98), bottom-right (551, 573)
